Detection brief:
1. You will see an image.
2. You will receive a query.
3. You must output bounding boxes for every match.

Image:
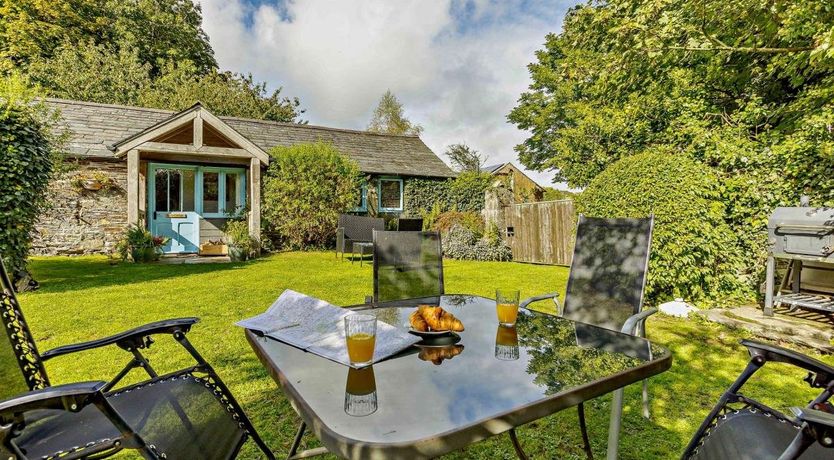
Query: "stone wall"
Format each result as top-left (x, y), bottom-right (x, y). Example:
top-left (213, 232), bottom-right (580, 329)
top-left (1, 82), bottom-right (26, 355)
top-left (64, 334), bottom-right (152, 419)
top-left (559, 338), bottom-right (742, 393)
top-left (31, 158), bottom-right (128, 255)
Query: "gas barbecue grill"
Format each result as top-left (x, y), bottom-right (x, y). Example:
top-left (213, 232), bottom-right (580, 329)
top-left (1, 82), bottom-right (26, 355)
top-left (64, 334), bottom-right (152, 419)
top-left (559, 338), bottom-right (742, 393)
top-left (764, 204), bottom-right (834, 316)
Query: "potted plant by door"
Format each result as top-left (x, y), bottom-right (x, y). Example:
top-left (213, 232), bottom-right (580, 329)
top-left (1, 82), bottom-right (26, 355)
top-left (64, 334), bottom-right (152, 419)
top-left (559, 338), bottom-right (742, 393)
top-left (117, 225), bottom-right (167, 263)
top-left (224, 219), bottom-right (257, 262)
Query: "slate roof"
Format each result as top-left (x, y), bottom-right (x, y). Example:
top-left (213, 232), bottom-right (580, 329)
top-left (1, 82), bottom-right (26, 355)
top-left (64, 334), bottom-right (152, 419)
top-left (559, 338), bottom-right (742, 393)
top-left (45, 98), bottom-right (456, 178)
top-left (480, 163), bottom-right (506, 174)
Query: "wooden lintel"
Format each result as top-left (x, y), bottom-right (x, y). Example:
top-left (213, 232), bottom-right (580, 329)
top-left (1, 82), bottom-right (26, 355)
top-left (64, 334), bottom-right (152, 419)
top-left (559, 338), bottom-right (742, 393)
top-left (138, 141), bottom-right (256, 159)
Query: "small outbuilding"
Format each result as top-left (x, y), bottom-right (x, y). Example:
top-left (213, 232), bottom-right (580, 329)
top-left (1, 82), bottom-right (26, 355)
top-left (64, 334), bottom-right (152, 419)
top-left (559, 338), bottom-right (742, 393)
top-left (35, 99), bottom-right (455, 255)
top-left (481, 162), bottom-right (545, 202)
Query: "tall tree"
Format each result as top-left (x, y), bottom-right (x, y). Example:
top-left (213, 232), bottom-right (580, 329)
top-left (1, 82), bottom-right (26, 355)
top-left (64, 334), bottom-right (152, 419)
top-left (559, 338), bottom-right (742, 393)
top-left (367, 90), bottom-right (423, 135)
top-left (508, 0), bottom-right (834, 282)
top-left (445, 143), bottom-right (487, 172)
top-left (0, 0), bottom-right (216, 75)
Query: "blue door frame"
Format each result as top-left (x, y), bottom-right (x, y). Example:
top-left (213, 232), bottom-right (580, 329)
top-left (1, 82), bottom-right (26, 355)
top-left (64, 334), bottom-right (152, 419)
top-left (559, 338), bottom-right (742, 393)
top-left (147, 162), bottom-right (247, 253)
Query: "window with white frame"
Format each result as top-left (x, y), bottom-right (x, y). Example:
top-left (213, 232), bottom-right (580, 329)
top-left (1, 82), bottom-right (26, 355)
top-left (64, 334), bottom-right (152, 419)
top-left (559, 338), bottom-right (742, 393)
top-left (378, 178), bottom-right (403, 212)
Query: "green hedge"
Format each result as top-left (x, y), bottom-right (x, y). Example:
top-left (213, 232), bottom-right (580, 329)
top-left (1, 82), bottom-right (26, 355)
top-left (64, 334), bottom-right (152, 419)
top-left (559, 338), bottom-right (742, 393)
top-left (403, 172), bottom-right (491, 217)
top-left (262, 142), bottom-right (360, 249)
top-left (0, 77), bottom-right (57, 285)
top-left (576, 150), bottom-right (751, 304)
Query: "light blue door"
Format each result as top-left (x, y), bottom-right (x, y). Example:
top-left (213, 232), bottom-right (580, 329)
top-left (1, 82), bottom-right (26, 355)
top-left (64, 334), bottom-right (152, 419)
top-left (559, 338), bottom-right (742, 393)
top-left (149, 165), bottom-right (200, 253)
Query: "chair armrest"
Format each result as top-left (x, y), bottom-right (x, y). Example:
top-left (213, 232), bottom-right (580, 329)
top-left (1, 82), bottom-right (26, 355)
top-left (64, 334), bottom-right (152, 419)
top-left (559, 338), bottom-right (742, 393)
top-left (791, 407), bottom-right (834, 448)
top-left (41, 317), bottom-right (199, 361)
top-left (520, 292), bottom-right (560, 310)
top-left (742, 339), bottom-right (834, 384)
top-left (0, 381), bottom-right (105, 415)
top-left (621, 308), bottom-right (657, 336)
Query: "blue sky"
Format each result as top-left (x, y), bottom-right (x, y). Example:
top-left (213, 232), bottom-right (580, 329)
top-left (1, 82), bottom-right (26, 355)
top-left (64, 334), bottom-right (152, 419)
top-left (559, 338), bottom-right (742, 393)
top-left (197, 0), bottom-right (579, 187)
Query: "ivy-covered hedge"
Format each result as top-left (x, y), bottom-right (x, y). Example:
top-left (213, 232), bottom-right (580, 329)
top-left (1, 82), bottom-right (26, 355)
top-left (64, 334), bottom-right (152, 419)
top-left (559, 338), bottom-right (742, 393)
top-left (262, 142), bottom-right (360, 249)
top-left (576, 150), bottom-right (750, 304)
top-left (403, 172), bottom-right (491, 217)
top-left (0, 77), bottom-right (58, 287)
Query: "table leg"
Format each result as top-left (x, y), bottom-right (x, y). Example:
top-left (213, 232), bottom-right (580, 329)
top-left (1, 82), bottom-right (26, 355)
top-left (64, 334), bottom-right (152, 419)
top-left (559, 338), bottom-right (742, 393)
top-left (764, 256), bottom-right (775, 316)
top-left (607, 388), bottom-right (625, 460)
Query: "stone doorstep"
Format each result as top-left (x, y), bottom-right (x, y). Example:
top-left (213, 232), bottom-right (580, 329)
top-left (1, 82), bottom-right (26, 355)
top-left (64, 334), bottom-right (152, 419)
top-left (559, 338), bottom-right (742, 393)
top-left (698, 305), bottom-right (834, 353)
top-left (155, 254), bottom-right (231, 264)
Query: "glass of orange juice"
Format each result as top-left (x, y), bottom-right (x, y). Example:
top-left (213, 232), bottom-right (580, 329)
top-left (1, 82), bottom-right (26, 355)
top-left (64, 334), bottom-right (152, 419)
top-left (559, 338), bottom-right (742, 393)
top-left (496, 289), bottom-right (520, 327)
top-left (345, 314), bottom-right (377, 367)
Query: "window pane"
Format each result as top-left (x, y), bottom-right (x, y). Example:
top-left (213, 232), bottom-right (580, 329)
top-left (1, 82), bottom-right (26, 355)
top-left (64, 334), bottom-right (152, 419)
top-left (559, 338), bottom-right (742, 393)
top-left (168, 170), bottom-right (181, 211)
top-left (380, 180), bottom-right (401, 209)
top-left (181, 169), bottom-right (195, 211)
top-left (203, 172), bottom-right (219, 213)
top-left (356, 186), bottom-right (365, 208)
top-left (155, 170), bottom-right (169, 212)
top-left (225, 173), bottom-right (238, 214)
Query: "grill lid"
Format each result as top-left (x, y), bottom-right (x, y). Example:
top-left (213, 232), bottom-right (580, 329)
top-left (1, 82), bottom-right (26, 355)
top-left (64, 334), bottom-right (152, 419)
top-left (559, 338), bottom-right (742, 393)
top-left (768, 207), bottom-right (834, 230)
top-left (769, 207), bottom-right (834, 259)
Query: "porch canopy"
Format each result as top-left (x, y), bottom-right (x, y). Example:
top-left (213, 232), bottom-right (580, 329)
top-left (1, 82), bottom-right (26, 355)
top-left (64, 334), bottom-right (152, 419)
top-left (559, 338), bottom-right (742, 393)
top-left (110, 103), bottom-right (268, 248)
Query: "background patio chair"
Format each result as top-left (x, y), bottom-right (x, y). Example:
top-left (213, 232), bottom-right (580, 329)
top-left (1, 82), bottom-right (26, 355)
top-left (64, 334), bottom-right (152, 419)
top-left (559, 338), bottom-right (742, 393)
top-left (372, 230), bottom-right (444, 303)
top-left (518, 215), bottom-right (654, 459)
top-left (396, 218), bottom-right (424, 231)
top-left (683, 340), bottom-right (834, 459)
top-left (336, 214), bottom-right (385, 261)
top-left (0, 256), bottom-right (274, 460)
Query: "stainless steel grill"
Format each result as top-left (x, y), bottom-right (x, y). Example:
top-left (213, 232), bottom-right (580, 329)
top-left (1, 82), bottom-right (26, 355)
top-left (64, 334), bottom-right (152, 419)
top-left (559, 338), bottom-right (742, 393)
top-left (764, 204), bottom-right (834, 316)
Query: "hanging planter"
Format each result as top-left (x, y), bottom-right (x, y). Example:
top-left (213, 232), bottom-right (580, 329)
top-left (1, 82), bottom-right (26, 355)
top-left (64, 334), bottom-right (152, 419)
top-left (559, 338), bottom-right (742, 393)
top-left (71, 171), bottom-right (116, 193)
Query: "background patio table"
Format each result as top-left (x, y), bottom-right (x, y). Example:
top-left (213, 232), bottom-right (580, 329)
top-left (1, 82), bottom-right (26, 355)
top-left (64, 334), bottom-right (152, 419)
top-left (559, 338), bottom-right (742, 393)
top-left (246, 295), bottom-right (672, 459)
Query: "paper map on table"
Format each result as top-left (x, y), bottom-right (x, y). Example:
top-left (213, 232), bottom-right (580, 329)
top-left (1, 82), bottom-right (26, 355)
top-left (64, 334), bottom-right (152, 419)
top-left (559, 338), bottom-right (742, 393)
top-left (237, 289), bottom-right (420, 368)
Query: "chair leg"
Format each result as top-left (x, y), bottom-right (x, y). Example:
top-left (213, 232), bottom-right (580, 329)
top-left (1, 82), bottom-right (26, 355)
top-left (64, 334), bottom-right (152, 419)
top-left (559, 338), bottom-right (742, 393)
top-left (642, 379), bottom-right (650, 419)
top-left (508, 428), bottom-right (529, 460)
top-left (607, 388), bottom-right (625, 460)
top-left (577, 402), bottom-right (594, 460)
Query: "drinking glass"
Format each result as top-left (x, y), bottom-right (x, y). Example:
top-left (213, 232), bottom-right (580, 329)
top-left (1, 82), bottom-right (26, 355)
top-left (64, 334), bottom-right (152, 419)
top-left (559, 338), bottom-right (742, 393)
top-left (344, 314), bottom-right (377, 367)
top-left (344, 366), bottom-right (378, 417)
top-left (494, 325), bottom-right (520, 361)
top-left (496, 289), bottom-right (521, 327)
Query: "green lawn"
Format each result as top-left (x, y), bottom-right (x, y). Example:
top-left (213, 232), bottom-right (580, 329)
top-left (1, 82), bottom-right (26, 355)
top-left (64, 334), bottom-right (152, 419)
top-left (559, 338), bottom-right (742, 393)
top-left (17, 252), bottom-right (834, 459)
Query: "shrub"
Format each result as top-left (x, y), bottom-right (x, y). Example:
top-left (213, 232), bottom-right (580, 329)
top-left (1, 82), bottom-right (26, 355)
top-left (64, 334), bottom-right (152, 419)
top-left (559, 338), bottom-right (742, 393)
top-left (224, 218), bottom-right (259, 260)
top-left (433, 211), bottom-right (484, 237)
top-left (403, 178), bottom-right (451, 216)
top-left (576, 149), bottom-right (750, 304)
top-left (443, 225), bottom-right (512, 262)
top-left (262, 142), bottom-right (360, 249)
top-left (0, 75), bottom-right (60, 288)
top-left (448, 171), bottom-right (492, 212)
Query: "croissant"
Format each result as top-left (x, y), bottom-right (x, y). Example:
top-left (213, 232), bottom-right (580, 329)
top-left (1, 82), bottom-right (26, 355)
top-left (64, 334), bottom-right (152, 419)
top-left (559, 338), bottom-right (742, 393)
top-left (418, 345), bottom-right (464, 365)
top-left (418, 306), bottom-right (464, 332)
top-left (409, 309), bottom-right (429, 332)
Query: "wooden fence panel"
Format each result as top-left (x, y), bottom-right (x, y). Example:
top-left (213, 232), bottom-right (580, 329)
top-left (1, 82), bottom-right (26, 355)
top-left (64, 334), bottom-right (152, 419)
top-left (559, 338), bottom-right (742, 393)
top-left (505, 200), bottom-right (574, 265)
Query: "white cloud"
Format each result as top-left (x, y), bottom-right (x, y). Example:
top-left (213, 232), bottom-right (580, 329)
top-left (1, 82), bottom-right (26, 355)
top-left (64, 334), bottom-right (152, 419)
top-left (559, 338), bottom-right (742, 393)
top-left (197, 0), bottom-right (576, 188)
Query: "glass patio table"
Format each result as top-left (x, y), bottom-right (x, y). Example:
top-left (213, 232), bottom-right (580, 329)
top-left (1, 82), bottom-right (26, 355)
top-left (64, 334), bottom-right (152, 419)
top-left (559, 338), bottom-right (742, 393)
top-left (245, 295), bottom-right (672, 459)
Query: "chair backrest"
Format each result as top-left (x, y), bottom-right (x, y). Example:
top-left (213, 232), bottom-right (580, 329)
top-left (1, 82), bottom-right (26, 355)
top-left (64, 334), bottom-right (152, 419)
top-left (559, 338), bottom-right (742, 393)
top-left (373, 231), bottom-right (445, 302)
top-left (339, 214), bottom-right (385, 242)
top-left (396, 218), bottom-right (424, 231)
top-left (562, 215), bottom-right (653, 333)
top-left (0, 256), bottom-right (50, 400)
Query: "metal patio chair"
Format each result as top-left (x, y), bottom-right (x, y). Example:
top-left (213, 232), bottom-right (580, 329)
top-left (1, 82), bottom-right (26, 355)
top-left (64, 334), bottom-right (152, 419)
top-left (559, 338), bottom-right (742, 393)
top-left (372, 230), bottom-right (445, 303)
top-left (335, 214), bottom-right (385, 262)
top-left (683, 340), bottom-right (834, 459)
top-left (518, 215), bottom-right (655, 459)
top-left (395, 218), bottom-right (424, 231)
top-left (0, 256), bottom-right (274, 460)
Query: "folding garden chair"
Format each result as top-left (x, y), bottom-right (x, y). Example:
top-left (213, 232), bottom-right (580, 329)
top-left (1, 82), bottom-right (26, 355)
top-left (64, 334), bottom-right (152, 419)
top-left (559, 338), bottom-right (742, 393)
top-left (0, 256), bottom-right (274, 459)
top-left (372, 230), bottom-right (445, 303)
top-left (518, 215), bottom-right (655, 459)
top-left (683, 340), bottom-right (834, 459)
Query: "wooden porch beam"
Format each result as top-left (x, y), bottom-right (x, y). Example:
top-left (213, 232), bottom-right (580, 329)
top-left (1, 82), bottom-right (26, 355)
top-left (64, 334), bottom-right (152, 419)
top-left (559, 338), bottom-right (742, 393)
top-left (138, 141), bottom-right (253, 159)
top-left (249, 157), bottom-right (261, 244)
top-left (193, 112), bottom-right (203, 149)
